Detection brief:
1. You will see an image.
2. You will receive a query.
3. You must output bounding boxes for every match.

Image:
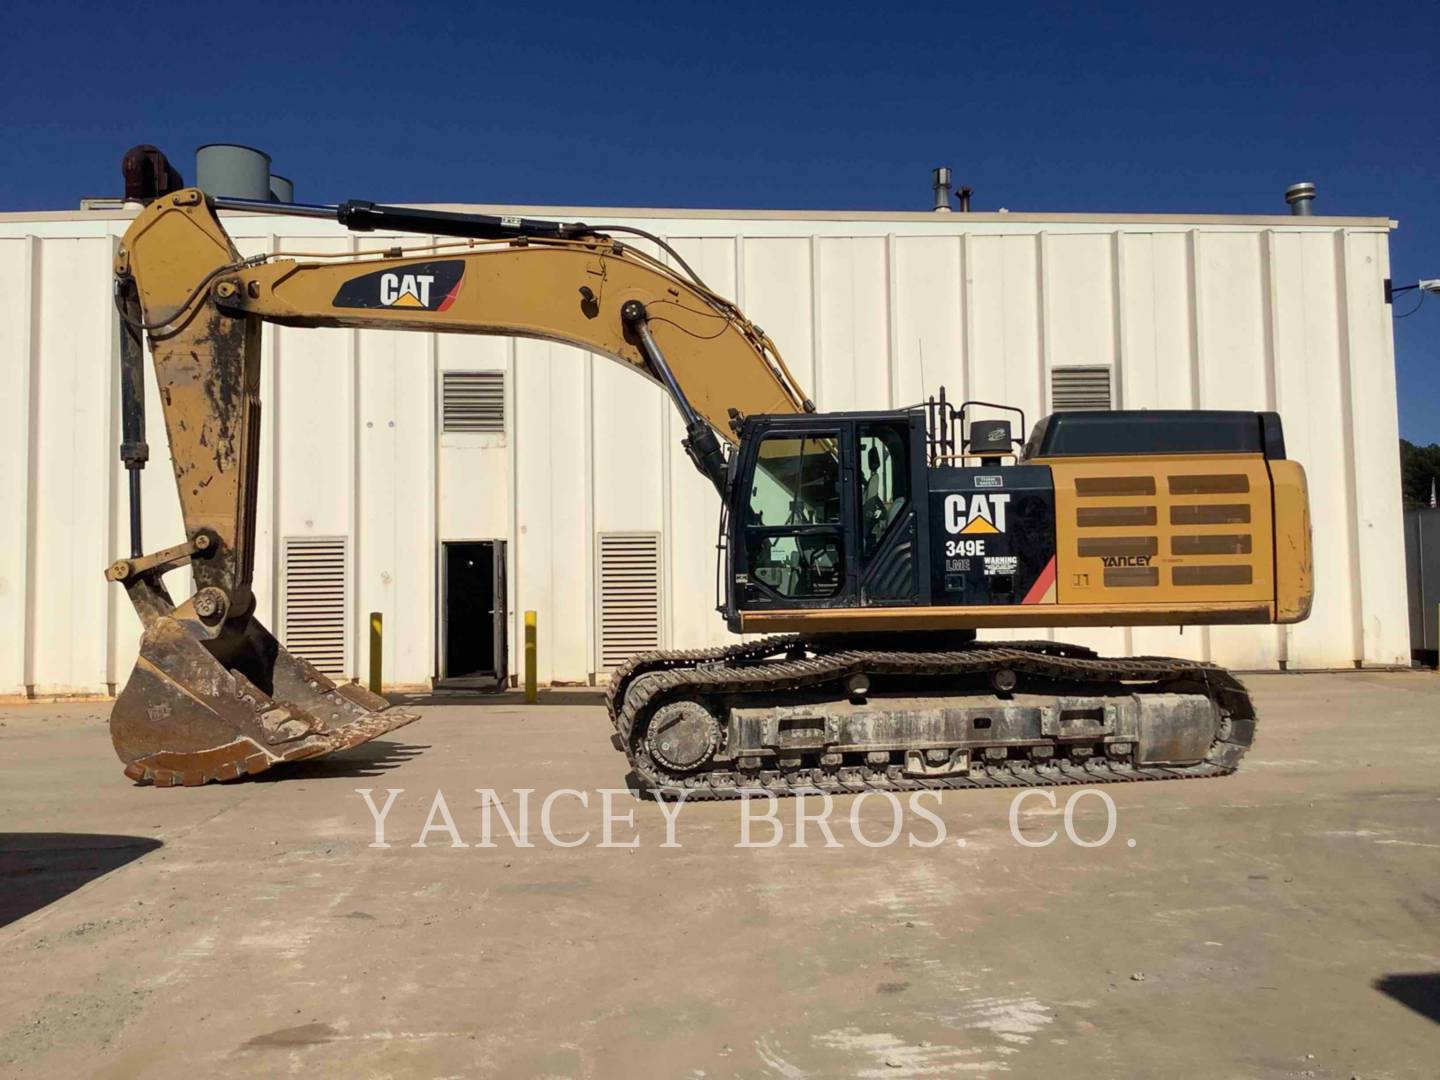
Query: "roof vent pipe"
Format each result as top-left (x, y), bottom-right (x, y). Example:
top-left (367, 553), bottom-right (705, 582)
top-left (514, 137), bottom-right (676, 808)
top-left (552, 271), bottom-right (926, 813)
top-left (195, 144), bottom-right (273, 201)
top-left (932, 166), bottom-right (954, 212)
top-left (1285, 181), bottom-right (1316, 216)
top-left (269, 174), bottom-right (294, 203)
top-left (957, 186), bottom-right (973, 213)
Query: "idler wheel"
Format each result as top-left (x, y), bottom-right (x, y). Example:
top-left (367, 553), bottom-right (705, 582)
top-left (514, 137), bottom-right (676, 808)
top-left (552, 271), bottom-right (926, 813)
top-left (645, 700), bottom-right (722, 772)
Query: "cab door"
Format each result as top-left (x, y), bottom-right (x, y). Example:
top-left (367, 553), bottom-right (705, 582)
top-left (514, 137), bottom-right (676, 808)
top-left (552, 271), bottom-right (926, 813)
top-left (856, 418), bottom-right (922, 605)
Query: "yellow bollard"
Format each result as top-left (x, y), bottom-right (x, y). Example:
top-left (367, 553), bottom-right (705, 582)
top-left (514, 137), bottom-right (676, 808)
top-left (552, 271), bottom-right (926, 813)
top-left (524, 610), bottom-right (538, 703)
top-left (368, 612), bottom-right (383, 694)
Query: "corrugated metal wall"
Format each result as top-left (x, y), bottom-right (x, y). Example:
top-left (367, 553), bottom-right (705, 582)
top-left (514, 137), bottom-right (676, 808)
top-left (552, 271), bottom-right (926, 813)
top-left (0, 206), bottom-right (1408, 694)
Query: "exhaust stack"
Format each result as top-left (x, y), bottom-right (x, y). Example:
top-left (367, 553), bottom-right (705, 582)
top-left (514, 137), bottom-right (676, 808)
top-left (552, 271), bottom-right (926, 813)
top-left (932, 166), bottom-right (954, 212)
top-left (1285, 181), bottom-right (1316, 216)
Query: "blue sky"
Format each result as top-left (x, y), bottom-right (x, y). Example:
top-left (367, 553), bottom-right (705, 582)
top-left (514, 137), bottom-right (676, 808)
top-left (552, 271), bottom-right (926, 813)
top-left (2, 0), bottom-right (1435, 440)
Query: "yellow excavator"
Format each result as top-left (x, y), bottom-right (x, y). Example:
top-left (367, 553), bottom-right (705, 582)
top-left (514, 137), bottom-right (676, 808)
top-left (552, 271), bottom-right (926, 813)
top-left (108, 149), bottom-right (1312, 795)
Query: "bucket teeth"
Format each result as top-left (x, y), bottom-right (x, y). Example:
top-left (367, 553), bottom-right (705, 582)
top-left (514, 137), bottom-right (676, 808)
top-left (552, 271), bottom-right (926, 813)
top-left (110, 613), bottom-right (420, 787)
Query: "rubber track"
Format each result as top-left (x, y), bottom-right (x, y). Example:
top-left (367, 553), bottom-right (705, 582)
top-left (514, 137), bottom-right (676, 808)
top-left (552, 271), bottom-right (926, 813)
top-left (607, 637), bottom-right (1255, 801)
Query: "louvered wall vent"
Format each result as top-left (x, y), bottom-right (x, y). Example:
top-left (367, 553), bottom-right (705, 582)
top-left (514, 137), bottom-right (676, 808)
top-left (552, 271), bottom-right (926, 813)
top-left (597, 532), bottom-right (662, 670)
top-left (442, 371), bottom-right (505, 433)
top-left (1051, 365), bottom-right (1113, 410)
top-left (281, 536), bottom-right (348, 678)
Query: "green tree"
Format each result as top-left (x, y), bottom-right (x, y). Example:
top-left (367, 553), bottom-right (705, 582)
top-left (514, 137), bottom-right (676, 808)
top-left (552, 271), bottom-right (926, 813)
top-left (1400, 439), bottom-right (1440, 508)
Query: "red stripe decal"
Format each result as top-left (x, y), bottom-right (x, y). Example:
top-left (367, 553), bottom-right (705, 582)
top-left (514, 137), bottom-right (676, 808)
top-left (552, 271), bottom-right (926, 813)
top-left (436, 276), bottom-right (463, 312)
top-left (1022, 556), bottom-right (1057, 604)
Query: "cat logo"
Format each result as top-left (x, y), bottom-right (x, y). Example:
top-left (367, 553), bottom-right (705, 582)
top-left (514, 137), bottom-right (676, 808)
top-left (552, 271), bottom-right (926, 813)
top-left (943, 493), bottom-right (1011, 535)
top-left (331, 259), bottom-right (465, 312)
top-left (380, 272), bottom-right (435, 308)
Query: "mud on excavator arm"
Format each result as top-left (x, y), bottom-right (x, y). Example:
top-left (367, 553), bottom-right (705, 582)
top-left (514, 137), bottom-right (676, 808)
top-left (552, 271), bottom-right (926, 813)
top-left (108, 187), bottom-right (810, 786)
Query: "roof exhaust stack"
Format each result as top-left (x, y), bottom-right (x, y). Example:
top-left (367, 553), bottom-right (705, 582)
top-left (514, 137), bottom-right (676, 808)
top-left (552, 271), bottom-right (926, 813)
top-left (932, 166), bottom-right (954, 212)
top-left (957, 185), bottom-right (973, 213)
top-left (1285, 181), bottom-right (1316, 216)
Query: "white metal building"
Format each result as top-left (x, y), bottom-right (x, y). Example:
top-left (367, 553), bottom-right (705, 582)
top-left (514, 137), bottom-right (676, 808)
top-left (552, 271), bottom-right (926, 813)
top-left (0, 201), bottom-right (1409, 696)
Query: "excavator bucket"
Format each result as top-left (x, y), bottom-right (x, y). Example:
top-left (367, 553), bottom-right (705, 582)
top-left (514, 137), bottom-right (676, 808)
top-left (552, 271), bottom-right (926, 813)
top-left (109, 576), bottom-right (418, 787)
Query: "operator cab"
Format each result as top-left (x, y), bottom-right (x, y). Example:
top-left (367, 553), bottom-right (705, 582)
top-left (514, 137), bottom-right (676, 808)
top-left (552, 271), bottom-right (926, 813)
top-left (725, 409), bottom-right (930, 628)
top-left (723, 392), bottom-right (1058, 630)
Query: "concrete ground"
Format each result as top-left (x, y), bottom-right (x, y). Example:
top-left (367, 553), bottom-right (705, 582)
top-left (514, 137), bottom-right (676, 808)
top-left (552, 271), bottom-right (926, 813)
top-left (0, 672), bottom-right (1436, 1079)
